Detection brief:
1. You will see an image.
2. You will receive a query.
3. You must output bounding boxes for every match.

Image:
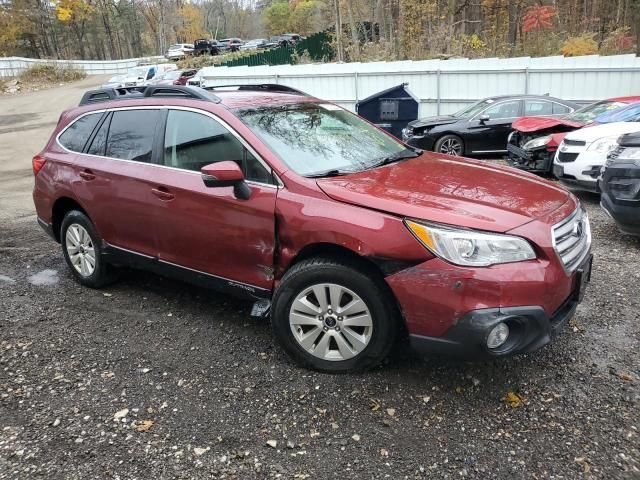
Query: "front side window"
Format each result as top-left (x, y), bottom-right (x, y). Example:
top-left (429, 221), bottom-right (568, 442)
top-left (59, 113), bottom-right (103, 153)
top-left (553, 103), bottom-right (572, 115)
top-left (163, 110), bottom-right (273, 184)
top-left (481, 100), bottom-right (521, 119)
top-left (235, 103), bottom-right (406, 176)
top-left (106, 110), bottom-right (160, 163)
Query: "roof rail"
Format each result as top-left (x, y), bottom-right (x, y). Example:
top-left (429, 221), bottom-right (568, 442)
top-left (202, 84), bottom-right (308, 95)
top-left (79, 85), bottom-right (220, 106)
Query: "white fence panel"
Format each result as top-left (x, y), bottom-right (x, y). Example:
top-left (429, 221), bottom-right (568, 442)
top-left (0, 56), bottom-right (165, 77)
top-left (198, 54), bottom-right (640, 117)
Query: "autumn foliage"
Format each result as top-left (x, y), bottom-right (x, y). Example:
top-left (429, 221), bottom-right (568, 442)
top-left (522, 5), bottom-right (556, 34)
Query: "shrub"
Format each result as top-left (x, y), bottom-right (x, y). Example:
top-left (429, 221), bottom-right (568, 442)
top-left (20, 63), bottom-right (86, 82)
top-left (560, 34), bottom-right (598, 57)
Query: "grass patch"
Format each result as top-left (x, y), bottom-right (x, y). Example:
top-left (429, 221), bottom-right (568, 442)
top-left (20, 64), bottom-right (86, 83)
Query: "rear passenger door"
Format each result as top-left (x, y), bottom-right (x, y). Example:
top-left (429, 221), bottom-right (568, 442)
top-left (71, 108), bottom-right (163, 256)
top-left (151, 108), bottom-right (278, 292)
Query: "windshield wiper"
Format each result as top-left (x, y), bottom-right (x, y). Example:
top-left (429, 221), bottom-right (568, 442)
top-left (369, 148), bottom-right (420, 168)
top-left (305, 169), bottom-right (354, 178)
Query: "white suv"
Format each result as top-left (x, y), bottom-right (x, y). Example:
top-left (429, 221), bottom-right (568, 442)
top-left (553, 122), bottom-right (640, 192)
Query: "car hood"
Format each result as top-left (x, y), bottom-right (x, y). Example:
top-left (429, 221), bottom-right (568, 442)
top-left (565, 121), bottom-right (640, 142)
top-left (408, 116), bottom-right (459, 129)
top-left (512, 116), bottom-right (584, 133)
top-left (316, 153), bottom-right (569, 233)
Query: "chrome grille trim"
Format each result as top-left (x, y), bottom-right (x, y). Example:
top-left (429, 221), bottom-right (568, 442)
top-left (552, 207), bottom-right (591, 274)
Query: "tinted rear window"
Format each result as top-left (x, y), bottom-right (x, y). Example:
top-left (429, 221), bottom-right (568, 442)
top-left (59, 113), bottom-right (102, 152)
top-left (106, 110), bottom-right (160, 163)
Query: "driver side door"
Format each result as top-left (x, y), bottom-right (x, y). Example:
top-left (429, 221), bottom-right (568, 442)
top-left (151, 108), bottom-right (278, 295)
top-left (466, 99), bottom-right (523, 154)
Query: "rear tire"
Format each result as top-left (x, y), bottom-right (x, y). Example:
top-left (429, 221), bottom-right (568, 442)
top-left (271, 257), bottom-right (399, 373)
top-left (60, 210), bottom-right (117, 288)
top-left (434, 134), bottom-right (464, 156)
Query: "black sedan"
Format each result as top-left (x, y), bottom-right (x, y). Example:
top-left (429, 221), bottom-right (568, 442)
top-left (402, 95), bottom-right (580, 156)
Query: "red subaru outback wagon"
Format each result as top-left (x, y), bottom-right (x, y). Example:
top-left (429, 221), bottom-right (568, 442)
top-left (33, 84), bottom-right (592, 372)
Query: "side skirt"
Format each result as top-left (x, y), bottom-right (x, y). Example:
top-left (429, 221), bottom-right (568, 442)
top-left (102, 244), bottom-right (271, 301)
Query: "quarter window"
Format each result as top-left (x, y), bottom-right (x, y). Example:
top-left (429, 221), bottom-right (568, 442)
top-left (58, 113), bottom-right (102, 153)
top-left (87, 113), bottom-right (110, 156)
top-left (163, 110), bottom-right (273, 184)
top-left (106, 110), bottom-right (160, 163)
top-left (481, 100), bottom-right (521, 119)
top-left (553, 103), bottom-right (572, 115)
top-left (524, 100), bottom-right (554, 116)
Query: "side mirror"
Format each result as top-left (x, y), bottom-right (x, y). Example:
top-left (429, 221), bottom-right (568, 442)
top-left (201, 161), bottom-right (251, 200)
top-left (479, 114), bottom-right (490, 123)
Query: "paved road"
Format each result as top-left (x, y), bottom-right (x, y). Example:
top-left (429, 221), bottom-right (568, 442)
top-left (0, 80), bottom-right (639, 479)
top-left (0, 76), bottom-right (109, 223)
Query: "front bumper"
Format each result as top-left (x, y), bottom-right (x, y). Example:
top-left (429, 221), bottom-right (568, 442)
top-left (507, 142), bottom-right (555, 174)
top-left (553, 150), bottom-right (604, 193)
top-left (601, 192), bottom-right (640, 236)
top-left (402, 130), bottom-right (436, 151)
top-left (409, 295), bottom-right (579, 358)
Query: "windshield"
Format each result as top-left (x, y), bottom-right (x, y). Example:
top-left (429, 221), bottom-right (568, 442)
top-left (452, 99), bottom-right (494, 118)
top-left (163, 70), bottom-right (181, 80)
top-left (566, 101), bottom-right (627, 124)
top-left (595, 103), bottom-right (640, 123)
top-left (235, 103), bottom-right (406, 176)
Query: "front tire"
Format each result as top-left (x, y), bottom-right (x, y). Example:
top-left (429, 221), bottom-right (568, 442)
top-left (434, 134), bottom-right (464, 156)
top-left (271, 257), bottom-right (399, 372)
top-left (60, 210), bottom-right (116, 288)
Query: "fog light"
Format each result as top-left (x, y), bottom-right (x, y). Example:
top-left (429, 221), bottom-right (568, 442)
top-left (487, 322), bottom-right (509, 349)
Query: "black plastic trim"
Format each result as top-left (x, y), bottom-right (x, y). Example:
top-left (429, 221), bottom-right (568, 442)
top-left (102, 244), bottom-right (271, 300)
top-left (37, 218), bottom-right (56, 241)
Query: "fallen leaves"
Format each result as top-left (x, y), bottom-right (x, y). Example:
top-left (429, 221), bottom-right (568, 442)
top-left (135, 420), bottom-right (154, 432)
top-left (504, 391), bottom-right (525, 408)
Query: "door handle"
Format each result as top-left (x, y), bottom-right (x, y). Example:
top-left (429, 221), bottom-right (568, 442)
top-left (79, 170), bottom-right (95, 181)
top-left (151, 187), bottom-right (175, 201)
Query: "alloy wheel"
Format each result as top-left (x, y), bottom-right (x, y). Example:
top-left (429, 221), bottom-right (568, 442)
top-left (289, 283), bottom-right (373, 361)
top-left (439, 138), bottom-right (462, 156)
top-left (65, 224), bottom-right (96, 277)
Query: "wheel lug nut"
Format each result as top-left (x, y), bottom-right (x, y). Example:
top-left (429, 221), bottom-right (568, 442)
top-left (338, 316), bottom-right (343, 321)
top-left (323, 327), bottom-right (328, 332)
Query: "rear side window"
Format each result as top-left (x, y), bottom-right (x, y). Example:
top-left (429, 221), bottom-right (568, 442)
top-left (58, 113), bottom-right (102, 153)
top-left (524, 100), bottom-right (553, 116)
top-left (106, 110), bottom-right (160, 163)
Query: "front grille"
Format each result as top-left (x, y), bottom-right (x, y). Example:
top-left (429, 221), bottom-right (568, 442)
top-left (563, 139), bottom-right (586, 147)
top-left (606, 146), bottom-right (624, 166)
top-left (557, 151), bottom-right (579, 163)
top-left (507, 142), bottom-right (531, 160)
top-left (552, 208), bottom-right (591, 273)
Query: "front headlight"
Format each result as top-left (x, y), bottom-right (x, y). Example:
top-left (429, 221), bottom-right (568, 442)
top-left (405, 220), bottom-right (536, 267)
top-left (522, 134), bottom-right (552, 150)
top-left (587, 136), bottom-right (619, 154)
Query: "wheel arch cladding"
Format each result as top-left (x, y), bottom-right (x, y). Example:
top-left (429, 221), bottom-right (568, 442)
top-left (52, 196), bottom-right (89, 242)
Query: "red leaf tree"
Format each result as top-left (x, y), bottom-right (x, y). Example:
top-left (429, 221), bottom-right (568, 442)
top-left (522, 5), bottom-right (557, 34)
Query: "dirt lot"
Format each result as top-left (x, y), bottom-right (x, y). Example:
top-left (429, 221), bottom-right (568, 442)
top-left (0, 79), bottom-right (639, 479)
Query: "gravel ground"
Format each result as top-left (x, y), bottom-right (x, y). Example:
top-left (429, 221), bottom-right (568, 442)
top-left (0, 82), bottom-right (639, 478)
top-left (0, 191), bottom-right (639, 479)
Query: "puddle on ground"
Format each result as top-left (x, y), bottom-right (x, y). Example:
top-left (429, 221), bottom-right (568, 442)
top-left (0, 274), bottom-right (16, 284)
top-left (27, 269), bottom-right (59, 286)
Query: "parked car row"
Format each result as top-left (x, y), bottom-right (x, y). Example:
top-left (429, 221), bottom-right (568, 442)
top-left (190, 34), bottom-right (305, 57)
top-left (404, 92), bottom-right (640, 238)
top-left (101, 63), bottom-right (178, 89)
